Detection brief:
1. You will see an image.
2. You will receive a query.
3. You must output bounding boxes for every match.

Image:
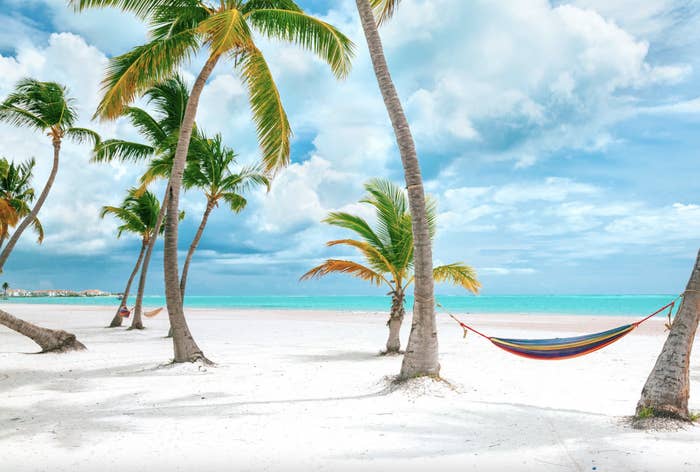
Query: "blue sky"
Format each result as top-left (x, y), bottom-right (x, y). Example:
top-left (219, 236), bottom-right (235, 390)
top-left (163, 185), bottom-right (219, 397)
top-left (0, 0), bottom-right (698, 295)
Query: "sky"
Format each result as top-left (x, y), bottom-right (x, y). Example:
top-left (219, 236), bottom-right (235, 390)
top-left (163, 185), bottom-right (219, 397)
top-left (0, 0), bottom-right (698, 296)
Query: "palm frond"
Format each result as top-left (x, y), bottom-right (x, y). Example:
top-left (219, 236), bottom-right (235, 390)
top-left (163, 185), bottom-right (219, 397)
top-left (300, 259), bottom-right (385, 286)
top-left (96, 30), bottom-right (200, 120)
top-left (0, 105), bottom-right (48, 131)
top-left (245, 8), bottom-right (354, 79)
top-left (241, 0), bottom-right (302, 14)
top-left (237, 45), bottom-right (291, 172)
top-left (431, 263), bottom-right (481, 294)
top-left (222, 193), bottom-right (247, 213)
top-left (30, 215), bottom-right (44, 243)
top-left (323, 211), bottom-right (386, 252)
top-left (65, 127), bottom-right (101, 146)
top-left (123, 106), bottom-right (168, 144)
top-left (370, 0), bottom-right (402, 26)
top-left (326, 239), bottom-right (395, 277)
top-left (92, 139), bottom-right (155, 163)
top-left (68, 0), bottom-right (173, 18)
top-left (199, 8), bottom-right (253, 56)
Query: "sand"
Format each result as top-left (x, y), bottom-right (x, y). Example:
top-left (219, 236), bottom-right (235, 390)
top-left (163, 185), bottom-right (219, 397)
top-left (1, 303), bottom-right (699, 472)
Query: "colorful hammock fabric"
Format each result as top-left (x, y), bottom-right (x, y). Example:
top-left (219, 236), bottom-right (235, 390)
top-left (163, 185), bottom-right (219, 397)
top-left (444, 299), bottom-right (677, 361)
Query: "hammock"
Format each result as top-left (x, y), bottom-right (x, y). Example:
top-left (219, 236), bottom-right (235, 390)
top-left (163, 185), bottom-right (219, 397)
top-left (443, 299), bottom-right (678, 360)
top-left (144, 307), bottom-right (164, 318)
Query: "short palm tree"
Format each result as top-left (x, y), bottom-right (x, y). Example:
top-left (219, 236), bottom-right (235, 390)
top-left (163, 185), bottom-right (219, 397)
top-left (355, 0), bottom-right (438, 377)
top-left (0, 79), bottom-right (97, 353)
top-left (2, 282), bottom-right (9, 298)
top-left (72, 0), bottom-right (355, 363)
top-left (0, 157), bottom-right (44, 249)
top-left (0, 79), bottom-right (99, 271)
top-left (94, 76), bottom-right (191, 324)
top-left (101, 188), bottom-right (169, 330)
top-left (636, 249), bottom-right (700, 421)
top-left (301, 179), bottom-right (480, 354)
top-left (179, 133), bottom-right (269, 298)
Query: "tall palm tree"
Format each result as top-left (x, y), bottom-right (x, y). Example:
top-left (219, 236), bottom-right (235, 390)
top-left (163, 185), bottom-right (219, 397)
top-left (636, 249), bottom-right (700, 421)
top-left (101, 189), bottom-right (166, 330)
top-left (72, 0), bottom-right (355, 363)
top-left (0, 157), bottom-right (44, 249)
top-left (301, 179), bottom-right (480, 354)
top-left (0, 79), bottom-right (99, 271)
top-left (0, 79), bottom-right (97, 353)
top-left (355, 0), bottom-right (438, 378)
top-left (94, 76), bottom-right (191, 326)
top-left (179, 133), bottom-right (269, 298)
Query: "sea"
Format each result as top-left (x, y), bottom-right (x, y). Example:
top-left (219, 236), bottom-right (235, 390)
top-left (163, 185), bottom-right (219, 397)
top-left (1, 294), bottom-right (681, 317)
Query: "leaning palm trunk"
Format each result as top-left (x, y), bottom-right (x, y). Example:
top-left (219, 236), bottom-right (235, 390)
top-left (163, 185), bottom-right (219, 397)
top-left (356, 0), bottom-right (438, 378)
top-left (0, 308), bottom-right (85, 352)
top-left (0, 140), bottom-right (60, 272)
top-left (132, 191), bottom-right (169, 330)
top-left (636, 249), bottom-right (700, 421)
top-left (385, 289), bottom-right (405, 354)
top-left (163, 55), bottom-right (220, 363)
top-left (180, 200), bottom-right (214, 300)
top-left (109, 240), bottom-right (147, 328)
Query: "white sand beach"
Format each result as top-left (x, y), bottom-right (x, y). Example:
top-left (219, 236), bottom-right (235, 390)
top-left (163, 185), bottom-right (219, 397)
top-left (1, 303), bottom-right (699, 472)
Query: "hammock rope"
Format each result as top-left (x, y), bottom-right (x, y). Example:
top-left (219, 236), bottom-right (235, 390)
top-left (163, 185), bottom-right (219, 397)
top-left (439, 297), bottom-right (680, 360)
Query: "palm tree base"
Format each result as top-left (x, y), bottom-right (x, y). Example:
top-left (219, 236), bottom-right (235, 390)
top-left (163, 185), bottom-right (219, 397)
top-left (635, 403), bottom-right (691, 422)
top-left (40, 331), bottom-right (87, 353)
top-left (127, 324), bottom-right (145, 331)
top-left (380, 349), bottom-right (405, 356)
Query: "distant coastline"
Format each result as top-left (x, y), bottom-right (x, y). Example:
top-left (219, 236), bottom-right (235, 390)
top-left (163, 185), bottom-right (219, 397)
top-left (2, 289), bottom-right (118, 298)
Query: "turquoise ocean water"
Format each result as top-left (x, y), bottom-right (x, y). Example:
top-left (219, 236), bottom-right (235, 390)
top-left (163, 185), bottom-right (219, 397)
top-left (1, 294), bottom-right (680, 317)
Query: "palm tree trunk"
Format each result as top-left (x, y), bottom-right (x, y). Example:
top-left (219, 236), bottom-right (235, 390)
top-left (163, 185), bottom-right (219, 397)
top-left (132, 190), bottom-right (169, 331)
top-left (636, 249), bottom-right (700, 421)
top-left (385, 289), bottom-right (405, 354)
top-left (109, 240), bottom-right (147, 328)
top-left (356, 0), bottom-right (438, 379)
top-left (0, 308), bottom-right (85, 352)
top-left (180, 200), bottom-right (214, 301)
top-left (125, 239), bottom-right (148, 330)
top-left (0, 139), bottom-right (61, 272)
top-left (163, 54), bottom-right (220, 363)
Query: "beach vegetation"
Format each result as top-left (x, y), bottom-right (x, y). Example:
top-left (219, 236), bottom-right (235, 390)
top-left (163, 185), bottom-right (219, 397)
top-left (636, 249), bottom-right (700, 422)
top-left (301, 179), bottom-right (480, 354)
top-left (71, 0), bottom-right (355, 364)
top-left (354, 0), bottom-right (439, 378)
top-left (94, 76), bottom-right (192, 327)
top-left (101, 188), bottom-right (172, 329)
top-left (0, 79), bottom-right (98, 352)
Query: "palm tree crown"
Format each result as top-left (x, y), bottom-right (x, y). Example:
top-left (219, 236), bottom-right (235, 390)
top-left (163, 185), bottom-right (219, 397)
top-left (101, 189), bottom-right (165, 243)
top-left (0, 157), bottom-right (43, 243)
top-left (302, 179), bottom-right (480, 294)
top-left (184, 133), bottom-right (270, 207)
top-left (71, 0), bottom-right (354, 171)
top-left (0, 79), bottom-right (99, 146)
top-left (93, 76), bottom-right (190, 165)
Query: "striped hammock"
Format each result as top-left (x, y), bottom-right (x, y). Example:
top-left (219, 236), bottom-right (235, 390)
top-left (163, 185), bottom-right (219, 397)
top-left (444, 299), bottom-right (677, 360)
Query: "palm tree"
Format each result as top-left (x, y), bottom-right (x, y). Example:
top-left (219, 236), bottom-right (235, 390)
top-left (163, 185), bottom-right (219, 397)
top-left (355, 0), bottom-right (438, 378)
top-left (0, 79), bottom-right (97, 353)
top-left (301, 179), bottom-right (480, 354)
top-left (0, 79), bottom-right (99, 271)
top-left (2, 282), bottom-right (9, 298)
top-left (0, 157), bottom-right (44, 250)
top-left (72, 0), bottom-right (354, 363)
top-left (101, 189), bottom-right (165, 329)
top-left (179, 133), bottom-right (269, 298)
top-left (636, 249), bottom-right (700, 421)
top-left (94, 76), bottom-right (191, 326)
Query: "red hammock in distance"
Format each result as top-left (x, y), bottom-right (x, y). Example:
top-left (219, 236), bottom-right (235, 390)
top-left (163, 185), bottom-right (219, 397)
top-left (443, 299), bottom-right (677, 361)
